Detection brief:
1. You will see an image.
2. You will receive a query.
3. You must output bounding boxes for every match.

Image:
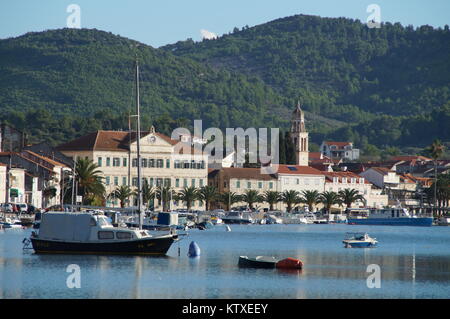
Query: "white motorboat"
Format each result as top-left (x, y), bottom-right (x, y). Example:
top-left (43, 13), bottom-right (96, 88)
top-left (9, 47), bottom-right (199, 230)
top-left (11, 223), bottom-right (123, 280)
top-left (438, 217), bottom-right (450, 226)
top-left (29, 212), bottom-right (178, 255)
top-left (343, 232), bottom-right (378, 248)
top-left (222, 211), bottom-right (254, 224)
top-left (266, 214), bottom-right (283, 224)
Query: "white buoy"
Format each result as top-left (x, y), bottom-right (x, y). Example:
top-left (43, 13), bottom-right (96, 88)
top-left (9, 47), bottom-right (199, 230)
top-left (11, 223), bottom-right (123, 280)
top-left (188, 241), bottom-right (201, 257)
top-left (225, 225), bottom-right (231, 232)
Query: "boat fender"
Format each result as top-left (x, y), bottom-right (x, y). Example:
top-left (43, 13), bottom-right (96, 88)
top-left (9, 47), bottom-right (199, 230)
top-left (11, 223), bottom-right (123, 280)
top-left (225, 225), bottom-right (231, 232)
top-left (188, 241), bottom-right (201, 257)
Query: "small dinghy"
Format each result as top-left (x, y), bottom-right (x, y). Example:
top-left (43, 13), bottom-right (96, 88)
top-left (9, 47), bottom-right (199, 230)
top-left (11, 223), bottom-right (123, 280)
top-left (343, 232), bottom-right (378, 248)
top-left (239, 256), bottom-right (278, 268)
top-left (238, 256), bottom-right (303, 269)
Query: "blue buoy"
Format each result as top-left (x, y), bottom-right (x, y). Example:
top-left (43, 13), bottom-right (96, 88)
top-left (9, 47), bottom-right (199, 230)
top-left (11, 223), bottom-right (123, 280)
top-left (188, 241), bottom-right (201, 257)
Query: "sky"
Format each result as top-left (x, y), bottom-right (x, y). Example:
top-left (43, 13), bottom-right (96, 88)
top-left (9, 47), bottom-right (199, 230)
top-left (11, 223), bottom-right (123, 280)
top-left (0, 0), bottom-right (449, 48)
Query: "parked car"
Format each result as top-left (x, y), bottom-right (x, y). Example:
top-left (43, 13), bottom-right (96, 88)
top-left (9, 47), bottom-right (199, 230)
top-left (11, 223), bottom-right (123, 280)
top-left (17, 203), bottom-right (28, 212)
top-left (0, 203), bottom-right (14, 213)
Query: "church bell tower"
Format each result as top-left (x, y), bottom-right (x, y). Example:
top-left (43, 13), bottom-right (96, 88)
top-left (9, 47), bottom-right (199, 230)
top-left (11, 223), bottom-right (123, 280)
top-left (290, 101), bottom-right (309, 166)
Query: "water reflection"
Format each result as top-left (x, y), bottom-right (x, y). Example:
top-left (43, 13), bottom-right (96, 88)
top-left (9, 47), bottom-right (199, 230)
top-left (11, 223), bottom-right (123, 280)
top-left (1, 226), bottom-right (450, 298)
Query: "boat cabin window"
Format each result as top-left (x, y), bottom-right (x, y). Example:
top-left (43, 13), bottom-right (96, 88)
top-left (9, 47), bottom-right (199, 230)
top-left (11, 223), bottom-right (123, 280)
top-left (97, 216), bottom-right (112, 227)
top-left (98, 231), bottom-right (114, 240)
top-left (116, 232), bottom-right (132, 239)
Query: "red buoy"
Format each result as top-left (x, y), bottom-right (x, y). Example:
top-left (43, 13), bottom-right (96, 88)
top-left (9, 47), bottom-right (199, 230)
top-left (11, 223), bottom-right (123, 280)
top-left (276, 257), bottom-right (303, 269)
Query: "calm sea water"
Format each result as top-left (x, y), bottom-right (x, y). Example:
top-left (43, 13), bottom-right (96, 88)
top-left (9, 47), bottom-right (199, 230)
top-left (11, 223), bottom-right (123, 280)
top-left (1, 224), bottom-right (450, 299)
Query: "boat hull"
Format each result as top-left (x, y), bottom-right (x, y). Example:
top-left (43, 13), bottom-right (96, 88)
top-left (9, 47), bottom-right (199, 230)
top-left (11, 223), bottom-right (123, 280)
top-left (343, 241), bottom-right (377, 248)
top-left (30, 235), bottom-right (176, 255)
top-left (238, 256), bottom-right (278, 269)
top-left (222, 218), bottom-right (252, 225)
top-left (2, 223), bottom-right (22, 229)
top-left (347, 217), bottom-right (433, 227)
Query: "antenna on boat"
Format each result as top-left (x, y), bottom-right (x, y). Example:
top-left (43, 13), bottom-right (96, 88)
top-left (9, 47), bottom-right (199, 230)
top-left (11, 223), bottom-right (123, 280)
top-left (135, 55), bottom-right (144, 230)
top-left (71, 158), bottom-right (76, 212)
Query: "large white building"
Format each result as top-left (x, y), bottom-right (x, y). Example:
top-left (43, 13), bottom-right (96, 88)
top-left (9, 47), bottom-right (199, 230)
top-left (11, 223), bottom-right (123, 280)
top-left (208, 165), bottom-right (326, 211)
top-left (57, 128), bottom-right (208, 210)
top-left (276, 165), bottom-right (325, 194)
top-left (0, 163), bottom-right (7, 203)
top-left (320, 141), bottom-right (360, 161)
top-left (322, 171), bottom-right (388, 208)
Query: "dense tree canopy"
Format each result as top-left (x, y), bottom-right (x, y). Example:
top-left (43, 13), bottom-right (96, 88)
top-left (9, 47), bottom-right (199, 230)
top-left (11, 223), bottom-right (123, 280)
top-left (0, 15), bottom-right (449, 152)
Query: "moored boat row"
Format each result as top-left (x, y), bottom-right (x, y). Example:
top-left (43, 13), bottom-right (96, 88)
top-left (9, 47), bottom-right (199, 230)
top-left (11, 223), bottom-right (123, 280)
top-left (30, 212), bottom-right (178, 255)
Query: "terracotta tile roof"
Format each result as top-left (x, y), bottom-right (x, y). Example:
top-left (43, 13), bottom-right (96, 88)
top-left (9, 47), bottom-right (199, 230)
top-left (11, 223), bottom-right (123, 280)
top-left (310, 163), bottom-right (332, 171)
top-left (57, 130), bottom-right (179, 152)
top-left (370, 167), bottom-right (396, 175)
top-left (0, 151), bottom-right (56, 173)
top-left (23, 150), bottom-right (67, 167)
top-left (403, 174), bottom-right (433, 187)
top-left (399, 174), bottom-right (416, 184)
top-left (215, 167), bottom-right (277, 181)
top-left (276, 165), bottom-right (324, 176)
top-left (309, 152), bottom-right (323, 160)
top-left (391, 155), bottom-right (432, 162)
top-left (155, 133), bottom-right (179, 146)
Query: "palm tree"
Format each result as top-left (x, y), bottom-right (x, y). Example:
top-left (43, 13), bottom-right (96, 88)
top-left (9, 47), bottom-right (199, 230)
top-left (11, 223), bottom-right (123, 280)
top-left (427, 139), bottom-right (445, 213)
top-left (110, 185), bottom-right (135, 208)
top-left (43, 185), bottom-right (57, 208)
top-left (262, 191), bottom-right (281, 211)
top-left (157, 186), bottom-right (175, 212)
top-left (198, 186), bottom-right (218, 211)
top-left (142, 179), bottom-right (155, 209)
top-left (218, 191), bottom-right (241, 211)
top-left (300, 190), bottom-right (321, 212)
top-left (425, 173), bottom-right (450, 216)
top-left (176, 186), bottom-right (199, 211)
top-left (338, 188), bottom-right (366, 209)
top-left (319, 191), bottom-right (342, 214)
top-left (241, 189), bottom-right (261, 210)
top-left (281, 190), bottom-right (300, 213)
top-left (74, 158), bottom-right (105, 205)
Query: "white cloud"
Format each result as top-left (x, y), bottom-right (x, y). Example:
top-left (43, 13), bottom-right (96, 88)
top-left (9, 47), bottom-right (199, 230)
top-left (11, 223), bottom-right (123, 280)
top-left (200, 29), bottom-right (217, 40)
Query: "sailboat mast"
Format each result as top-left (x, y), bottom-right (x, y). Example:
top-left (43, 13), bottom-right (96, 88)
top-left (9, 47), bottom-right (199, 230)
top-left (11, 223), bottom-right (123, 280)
top-left (135, 58), bottom-right (143, 230)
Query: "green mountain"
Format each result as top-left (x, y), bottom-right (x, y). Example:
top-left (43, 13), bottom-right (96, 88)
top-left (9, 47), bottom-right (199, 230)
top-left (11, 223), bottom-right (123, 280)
top-left (163, 14), bottom-right (450, 149)
top-left (0, 28), bottom-right (292, 145)
top-left (164, 15), bottom-right (450, 117)
top-left (0, 14), bottom-right (449, 151)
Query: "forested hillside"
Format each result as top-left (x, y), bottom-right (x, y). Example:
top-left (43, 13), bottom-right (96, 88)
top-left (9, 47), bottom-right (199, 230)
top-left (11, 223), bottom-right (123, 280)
top-left (0, 28), bottom-right (290, 145)
top-left (0, 14), bottom-right (449, 152)
top-left (164, 14), bottom-right (450, 150)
